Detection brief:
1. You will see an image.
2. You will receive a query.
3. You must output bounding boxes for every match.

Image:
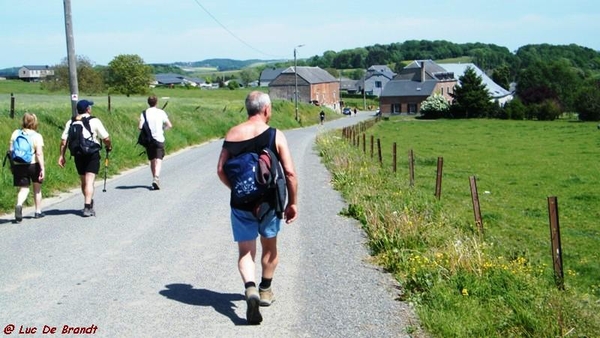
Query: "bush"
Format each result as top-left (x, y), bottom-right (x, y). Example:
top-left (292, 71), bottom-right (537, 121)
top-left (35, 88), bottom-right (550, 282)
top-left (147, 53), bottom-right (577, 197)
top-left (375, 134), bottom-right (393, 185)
top-left (576, 85), bottom-right (600, 121)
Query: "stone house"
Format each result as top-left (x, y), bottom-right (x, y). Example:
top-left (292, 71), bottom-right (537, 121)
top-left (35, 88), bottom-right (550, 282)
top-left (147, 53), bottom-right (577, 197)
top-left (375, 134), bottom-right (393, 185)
top-left (269, 66), bottom-right (340, 108)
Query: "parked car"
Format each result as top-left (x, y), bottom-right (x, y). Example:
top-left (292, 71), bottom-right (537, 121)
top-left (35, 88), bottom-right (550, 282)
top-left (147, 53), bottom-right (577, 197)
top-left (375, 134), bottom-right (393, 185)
top-left (375, 107), bottom-right (381, 116)
top-left (342, 107), bottom-right (352, 115)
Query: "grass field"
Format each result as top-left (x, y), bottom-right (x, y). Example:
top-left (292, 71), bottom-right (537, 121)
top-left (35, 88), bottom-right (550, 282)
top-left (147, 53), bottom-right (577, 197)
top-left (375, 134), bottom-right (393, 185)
top-left (316, 116), bottom-right (600, 337)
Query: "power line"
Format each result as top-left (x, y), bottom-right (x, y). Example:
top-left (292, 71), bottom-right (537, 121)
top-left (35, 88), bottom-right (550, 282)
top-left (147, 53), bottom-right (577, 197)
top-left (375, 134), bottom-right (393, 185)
top-left (191, 0), bottom-right (283, 59)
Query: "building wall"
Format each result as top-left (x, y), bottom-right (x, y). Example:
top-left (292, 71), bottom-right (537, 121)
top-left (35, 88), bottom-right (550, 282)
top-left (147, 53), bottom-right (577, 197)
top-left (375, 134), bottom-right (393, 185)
top-left (365, 74), bottom-right (391, 97)
top-left (269, 73), bottom-right (339, 108)
top-left (18, 67), bottom-right (54, 81)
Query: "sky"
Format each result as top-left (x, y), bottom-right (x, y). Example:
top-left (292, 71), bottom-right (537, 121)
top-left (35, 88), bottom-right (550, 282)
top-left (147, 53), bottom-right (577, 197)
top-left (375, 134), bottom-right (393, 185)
top-left (1, 0), bottom-right (599, 69)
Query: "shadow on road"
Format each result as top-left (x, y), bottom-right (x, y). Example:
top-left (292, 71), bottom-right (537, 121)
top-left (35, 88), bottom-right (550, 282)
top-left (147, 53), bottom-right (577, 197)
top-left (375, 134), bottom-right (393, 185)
top-left (43, 208), bottom-right (83, 217)
top-left (114, 185), bottom-right (152, 190)
top-left (159, 283), bottom-right (246, 325)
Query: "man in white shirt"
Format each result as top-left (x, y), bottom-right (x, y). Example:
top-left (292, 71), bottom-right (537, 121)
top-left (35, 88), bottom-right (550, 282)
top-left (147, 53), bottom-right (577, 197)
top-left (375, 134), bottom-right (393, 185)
top-left (139, 95), bottom-right (172, 190)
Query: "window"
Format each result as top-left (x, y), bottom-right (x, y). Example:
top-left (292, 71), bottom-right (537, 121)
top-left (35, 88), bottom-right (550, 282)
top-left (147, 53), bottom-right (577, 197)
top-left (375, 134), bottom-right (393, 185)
top-left (375, 81), bottom-right (382, 88)
top-left (408, 103), bottom-right (417, 114)
top-left (441, 87), bottom-right (444, 95)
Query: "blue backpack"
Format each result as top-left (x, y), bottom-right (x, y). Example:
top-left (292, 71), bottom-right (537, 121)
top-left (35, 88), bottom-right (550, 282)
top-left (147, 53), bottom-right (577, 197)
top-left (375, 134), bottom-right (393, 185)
top-left (224, 128), bottom-right (287, 219)
top-left (11, 130), bottom-right (35, 164)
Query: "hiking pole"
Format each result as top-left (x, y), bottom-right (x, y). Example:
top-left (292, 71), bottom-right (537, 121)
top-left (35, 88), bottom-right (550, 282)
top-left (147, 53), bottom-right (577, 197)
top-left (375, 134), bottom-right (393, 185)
top-left (161, 97), bottom-right (170, 110)
top-left (102, 149), bottom-right (109, 192)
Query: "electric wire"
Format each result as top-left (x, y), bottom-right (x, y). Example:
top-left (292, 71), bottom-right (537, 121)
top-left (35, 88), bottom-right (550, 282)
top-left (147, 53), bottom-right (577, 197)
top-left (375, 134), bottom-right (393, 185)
top-left (191, 0), bottom-right (283, 58)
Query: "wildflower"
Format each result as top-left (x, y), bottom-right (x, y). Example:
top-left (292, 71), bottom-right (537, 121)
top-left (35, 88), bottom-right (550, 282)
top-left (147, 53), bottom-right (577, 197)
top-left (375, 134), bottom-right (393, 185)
top-left (461, 288), bottom-right (469, 296)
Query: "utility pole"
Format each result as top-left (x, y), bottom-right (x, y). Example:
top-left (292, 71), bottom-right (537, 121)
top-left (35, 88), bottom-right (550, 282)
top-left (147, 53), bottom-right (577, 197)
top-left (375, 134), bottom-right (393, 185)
top-left (63, 0), bottom-right (79, 118)
top-left (294, 44), bottom-right (304, 122)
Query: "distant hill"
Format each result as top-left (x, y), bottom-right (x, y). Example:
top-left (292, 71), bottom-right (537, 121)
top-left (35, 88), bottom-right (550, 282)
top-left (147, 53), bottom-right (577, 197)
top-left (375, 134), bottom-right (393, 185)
top-left (0, 67), bottom-right (20, 78)
top-left (173, 58), bottom-right (282, 71)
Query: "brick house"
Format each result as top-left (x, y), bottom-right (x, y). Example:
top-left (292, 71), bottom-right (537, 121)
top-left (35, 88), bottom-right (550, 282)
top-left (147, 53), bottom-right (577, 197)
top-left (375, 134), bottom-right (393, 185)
top-left (380, 60), bottom-right (456, 114)
top-left (269, 66), bottom-right (340, 108)
top-left (18, 65), bottom-right (54, 82)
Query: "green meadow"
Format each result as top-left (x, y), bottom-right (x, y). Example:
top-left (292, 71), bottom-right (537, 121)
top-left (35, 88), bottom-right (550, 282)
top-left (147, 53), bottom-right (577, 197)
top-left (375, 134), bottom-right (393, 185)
top-left (317, 116), bottom-right (600, 336)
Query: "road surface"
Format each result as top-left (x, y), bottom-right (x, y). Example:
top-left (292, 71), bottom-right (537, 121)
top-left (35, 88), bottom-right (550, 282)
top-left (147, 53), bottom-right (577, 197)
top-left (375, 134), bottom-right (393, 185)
top-left (0, 111), bottom-right (420, 337)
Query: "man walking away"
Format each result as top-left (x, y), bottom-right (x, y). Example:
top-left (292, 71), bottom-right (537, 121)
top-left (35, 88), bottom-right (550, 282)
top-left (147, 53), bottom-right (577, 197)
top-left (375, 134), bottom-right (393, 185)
top-left (140, 95), bottom-right (172, 190)
top-left (58, 100), bottom-right (112, 217)
top-left (217, 91), bottom-right (298, 325)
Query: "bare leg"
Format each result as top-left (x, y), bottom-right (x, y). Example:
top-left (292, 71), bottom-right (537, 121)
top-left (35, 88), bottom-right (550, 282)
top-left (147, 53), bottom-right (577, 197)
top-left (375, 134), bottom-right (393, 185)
top-left (238, 240), bottom-right (257, 284)
top-left (81, 173), bottom-right (96, 204)
top-left (260, 236), bottom-right (278, 279)
top-left (16, 187), bottom-right (29, 206)
top-left (32, 182), bottom-right (42, 213)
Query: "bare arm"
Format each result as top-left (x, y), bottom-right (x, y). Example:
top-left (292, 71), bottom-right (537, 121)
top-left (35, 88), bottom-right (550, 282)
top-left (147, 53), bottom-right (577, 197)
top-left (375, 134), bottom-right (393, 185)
top-left (35, 139), bottom-right (45, 181)
top-left (58, 139), bottom-right (67, 168)
top-left (103, 137), bottom-right (112, 152)
top-left (216, 147), bottom-right (231, 189)
top-left (275, 130), bottom-right (298, 223)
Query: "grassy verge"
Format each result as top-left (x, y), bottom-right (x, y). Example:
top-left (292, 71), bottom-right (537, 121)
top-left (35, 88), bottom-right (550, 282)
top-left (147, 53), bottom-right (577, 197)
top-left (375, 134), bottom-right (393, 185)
top-left (0, 83), bottom-right (337, 214)
top-left (316, 116), bottom-right (600, 337)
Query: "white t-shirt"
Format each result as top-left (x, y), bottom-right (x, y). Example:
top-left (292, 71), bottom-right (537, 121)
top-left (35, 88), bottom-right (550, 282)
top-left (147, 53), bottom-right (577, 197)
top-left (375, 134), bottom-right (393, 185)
top-left (60, 113), bottom-right (109, 145)
top-left (139, 107), bottom-right (170, 143)
top-left (9, 129), bottom-right (44, 164)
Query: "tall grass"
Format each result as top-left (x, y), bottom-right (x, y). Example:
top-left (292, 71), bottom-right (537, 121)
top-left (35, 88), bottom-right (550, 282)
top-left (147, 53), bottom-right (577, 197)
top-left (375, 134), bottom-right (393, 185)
top-left (0, 83), bottom-right (333, 214)
top-left (317, 117), bottom-right (600, 337)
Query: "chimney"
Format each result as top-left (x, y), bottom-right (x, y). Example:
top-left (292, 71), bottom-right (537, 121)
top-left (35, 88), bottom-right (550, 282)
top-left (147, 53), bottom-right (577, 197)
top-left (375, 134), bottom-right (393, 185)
top-left (420, 61), bottom-right (425, 83)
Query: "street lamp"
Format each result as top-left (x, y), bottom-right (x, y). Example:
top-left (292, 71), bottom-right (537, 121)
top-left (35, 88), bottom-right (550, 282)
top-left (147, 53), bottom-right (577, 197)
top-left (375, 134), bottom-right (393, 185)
top-left (294, 44), bottom-right (305, 121)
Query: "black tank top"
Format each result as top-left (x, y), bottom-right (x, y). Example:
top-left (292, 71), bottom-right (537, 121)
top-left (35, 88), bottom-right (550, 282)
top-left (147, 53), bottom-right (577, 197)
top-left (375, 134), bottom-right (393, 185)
top-left (223, 127), bottom-right (276, 156)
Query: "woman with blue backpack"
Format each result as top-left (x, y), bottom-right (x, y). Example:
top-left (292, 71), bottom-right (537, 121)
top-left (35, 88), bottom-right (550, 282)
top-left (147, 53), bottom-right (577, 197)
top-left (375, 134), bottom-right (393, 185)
top-left (8, 112), bottom-right (46, 222)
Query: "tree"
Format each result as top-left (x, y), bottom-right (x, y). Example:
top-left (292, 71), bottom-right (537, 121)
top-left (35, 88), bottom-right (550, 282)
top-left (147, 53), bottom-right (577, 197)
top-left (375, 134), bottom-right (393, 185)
top-left (450, 66), bottom-right (493, 118)
top-left (42, 55), bottom-right (105, 94)
top-left (575, 80), bottom-right (600, 121)
top-left (492, 64), bottom-right (511, 90)
top-left (516, 60), bottom-right (583, 111)
top-left (239, 68), bottom-right (258, 86)
top-left (106, 54), bottom-right (152, 96)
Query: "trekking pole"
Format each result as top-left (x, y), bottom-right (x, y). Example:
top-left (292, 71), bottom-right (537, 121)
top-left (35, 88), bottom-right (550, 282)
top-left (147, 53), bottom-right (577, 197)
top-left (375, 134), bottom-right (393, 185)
top-left (102, 149), bottom-right (109, 192)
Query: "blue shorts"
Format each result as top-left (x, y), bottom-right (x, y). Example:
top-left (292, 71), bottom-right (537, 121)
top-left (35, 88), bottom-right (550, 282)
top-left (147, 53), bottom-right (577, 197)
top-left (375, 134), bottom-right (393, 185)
top-left (231, 208), bottom-right (281, 242)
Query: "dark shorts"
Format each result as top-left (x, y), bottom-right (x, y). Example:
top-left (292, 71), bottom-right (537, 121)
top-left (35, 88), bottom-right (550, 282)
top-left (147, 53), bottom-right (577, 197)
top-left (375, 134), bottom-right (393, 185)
top-left (12, 163), bottom-right (43, 187)
top-left (146, 142), bottom-right (165, 161)
top-left (74, 152), bottom-right (101, 175)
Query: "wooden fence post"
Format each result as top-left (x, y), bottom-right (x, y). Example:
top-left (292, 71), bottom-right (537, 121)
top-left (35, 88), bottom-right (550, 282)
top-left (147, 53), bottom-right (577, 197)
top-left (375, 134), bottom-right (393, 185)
top-left (10, 93), bottom-right (15, 119)
top-left (435, 157), bottom-right (443, 199)
top-left (409, 149), bottom-right (415, 187)
top-left (377, 138), bottom-right (382, 166)
top-left (362, 133), bottom-right (366, 154)
top-left (370, 135), bottom-right (374, 159)
top-left (392, 142), bottom-right (397, 173)
top-left (470, 176), bottom-right (483, 235)
top-left (548, 196), bottom-right (564, 290)
top-left (108, 95), bottom-right (111, 112)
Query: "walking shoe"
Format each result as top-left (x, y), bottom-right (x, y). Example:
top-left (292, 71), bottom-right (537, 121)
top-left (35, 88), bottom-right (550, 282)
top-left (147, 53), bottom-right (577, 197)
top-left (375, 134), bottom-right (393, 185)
top-left (245, 286), bottom-right (262, 325)
top-left (34, 212), bottom-right (45, 219)
top-left (15, 205), bottom-right (22, 223)
top-left (82, 207), bottom-right (96, 217)
top-left (152, 177), bottom-right (160, 190)
top-left (259, 287), bottom-right (275, 306)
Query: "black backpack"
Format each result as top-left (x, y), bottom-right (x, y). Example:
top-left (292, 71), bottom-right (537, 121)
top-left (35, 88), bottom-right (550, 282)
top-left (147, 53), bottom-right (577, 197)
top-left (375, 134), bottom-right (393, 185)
top-left (223, 128), bottom-right (287, 220)
top-left (137, 110), bottom-right (155, 148)
top-left (67, 116), bottom-right (102, 156)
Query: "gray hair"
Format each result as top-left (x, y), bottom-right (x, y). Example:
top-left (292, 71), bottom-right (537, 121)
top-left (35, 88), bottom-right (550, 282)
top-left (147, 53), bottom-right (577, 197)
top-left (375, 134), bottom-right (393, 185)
top-left (245, 91), bottom-right (271, 116)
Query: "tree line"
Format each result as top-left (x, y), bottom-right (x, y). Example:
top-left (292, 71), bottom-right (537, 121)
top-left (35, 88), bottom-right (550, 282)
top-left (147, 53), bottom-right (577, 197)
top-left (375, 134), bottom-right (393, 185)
top-left (297, 40), bottom-right (600, 121)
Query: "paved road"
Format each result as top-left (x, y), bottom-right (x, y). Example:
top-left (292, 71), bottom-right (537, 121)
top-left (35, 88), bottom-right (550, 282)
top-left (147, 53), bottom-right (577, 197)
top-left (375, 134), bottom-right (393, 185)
top-left (0, 112), bottom-right (418, 337)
